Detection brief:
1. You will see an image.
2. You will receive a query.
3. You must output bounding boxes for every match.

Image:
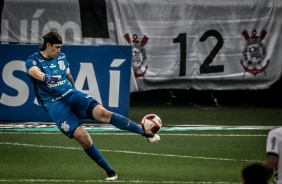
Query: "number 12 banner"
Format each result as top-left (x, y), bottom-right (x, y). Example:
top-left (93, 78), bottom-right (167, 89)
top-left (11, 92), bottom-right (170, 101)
top-left (112, 0), bottom-right (282, 91)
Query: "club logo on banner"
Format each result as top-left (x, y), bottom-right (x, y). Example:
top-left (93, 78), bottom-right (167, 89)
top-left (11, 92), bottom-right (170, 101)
top-left (241, 30), bottom-right (270, 77)
top-left (124, 33), bottom-right (149, 78)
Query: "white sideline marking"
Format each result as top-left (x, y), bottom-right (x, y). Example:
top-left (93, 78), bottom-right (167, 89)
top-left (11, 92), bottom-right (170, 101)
top-left (0, 179), bottom-right (238, 183)
top-left (0, 141), bottom-right (263, 163)
top-left (0, 131), bottom-right (267, 137)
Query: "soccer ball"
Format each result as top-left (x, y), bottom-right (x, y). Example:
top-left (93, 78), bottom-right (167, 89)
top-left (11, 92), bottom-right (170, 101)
top-left (141, 114), bottom-right (162, 134)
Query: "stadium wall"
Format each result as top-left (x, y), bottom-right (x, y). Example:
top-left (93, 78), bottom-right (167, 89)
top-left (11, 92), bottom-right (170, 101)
top-left (0, 44), bottom-right (132, 121)
top-left (0, 0), bottom-right (282, 116)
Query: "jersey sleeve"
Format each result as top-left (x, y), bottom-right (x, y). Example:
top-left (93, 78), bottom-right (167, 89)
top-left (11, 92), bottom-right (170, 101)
top-left (65, 55), bottom-right (71, 74)
top-left (25, 55), bottom-right (38, 72)
top-left (266, 128), bottom-right (280, 155)
top-left (66, 67), bottom-right (70, 74)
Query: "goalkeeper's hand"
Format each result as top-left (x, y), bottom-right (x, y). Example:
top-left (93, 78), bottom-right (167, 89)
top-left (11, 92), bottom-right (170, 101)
top-left (43, 74), bottom-right (61, 84)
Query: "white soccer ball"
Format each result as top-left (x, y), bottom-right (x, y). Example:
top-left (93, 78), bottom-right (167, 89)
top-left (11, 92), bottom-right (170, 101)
top-left (141, 114), bottom-right (162, 134)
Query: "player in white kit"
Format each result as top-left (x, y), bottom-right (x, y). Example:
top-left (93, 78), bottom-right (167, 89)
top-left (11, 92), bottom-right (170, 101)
top-left (266, 127), bottom-right (282, 184)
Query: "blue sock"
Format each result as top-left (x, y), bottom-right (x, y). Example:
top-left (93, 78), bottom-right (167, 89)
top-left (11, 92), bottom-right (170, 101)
top-left (110, 113), bottom-right (144, 135)
top-left (84, 144), bottom-right (114, 175)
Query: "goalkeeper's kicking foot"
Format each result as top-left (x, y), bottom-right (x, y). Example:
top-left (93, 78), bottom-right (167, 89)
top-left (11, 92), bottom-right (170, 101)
top-left (105, 171), bottom-right (118, 181)
top-left (143, 133), bottom-right (160, 144)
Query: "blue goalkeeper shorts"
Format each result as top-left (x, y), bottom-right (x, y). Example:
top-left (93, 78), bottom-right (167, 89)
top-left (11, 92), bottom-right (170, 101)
top-left (47, 89), bottom-right (100, 138)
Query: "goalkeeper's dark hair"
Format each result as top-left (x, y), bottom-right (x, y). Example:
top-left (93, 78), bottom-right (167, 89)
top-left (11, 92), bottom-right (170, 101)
top-left (39, 32), bottom-right (62, 51)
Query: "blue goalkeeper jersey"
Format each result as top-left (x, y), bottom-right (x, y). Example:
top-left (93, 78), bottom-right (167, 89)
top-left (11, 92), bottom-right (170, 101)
top-left (25, 52), bottom-right (74, 111)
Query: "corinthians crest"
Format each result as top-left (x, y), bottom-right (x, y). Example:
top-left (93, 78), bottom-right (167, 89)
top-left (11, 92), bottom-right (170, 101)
top-left (124, 33), bottom-right (149, 78)
top-left (241, 30), bottom-right (269, 76)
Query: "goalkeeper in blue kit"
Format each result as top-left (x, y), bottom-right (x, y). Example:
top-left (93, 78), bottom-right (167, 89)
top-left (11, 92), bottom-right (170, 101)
top-left (25, 32), bottom-right (160, 181)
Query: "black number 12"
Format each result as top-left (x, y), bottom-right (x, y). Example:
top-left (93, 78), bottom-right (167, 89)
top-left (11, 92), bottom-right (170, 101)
top-left (173, 30), bottom-right (224, 76)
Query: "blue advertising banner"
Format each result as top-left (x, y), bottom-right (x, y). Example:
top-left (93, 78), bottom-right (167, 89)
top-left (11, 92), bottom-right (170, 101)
top-left (0, 44), bottom-right (132, 122)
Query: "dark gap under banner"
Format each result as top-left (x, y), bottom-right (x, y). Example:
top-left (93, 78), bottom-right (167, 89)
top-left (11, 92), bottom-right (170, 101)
top-left (78, 0), bottom-right (109, 38)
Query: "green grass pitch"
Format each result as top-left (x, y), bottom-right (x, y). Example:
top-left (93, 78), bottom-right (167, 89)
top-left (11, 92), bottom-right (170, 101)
top-left (0, 130), bottom-right (268, 184)
top-left (0, 106), bottom-right (279, 184)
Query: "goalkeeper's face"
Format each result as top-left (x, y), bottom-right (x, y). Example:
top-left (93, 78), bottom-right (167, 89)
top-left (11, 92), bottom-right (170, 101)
top-left (46, 43), bottom-right (62, 59)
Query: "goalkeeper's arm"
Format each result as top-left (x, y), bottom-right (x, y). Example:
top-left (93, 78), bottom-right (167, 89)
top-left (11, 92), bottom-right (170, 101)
top-left (28, 66), bottom-right (60, 84)
top-left (66, 67), bottom-right (75, 86)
